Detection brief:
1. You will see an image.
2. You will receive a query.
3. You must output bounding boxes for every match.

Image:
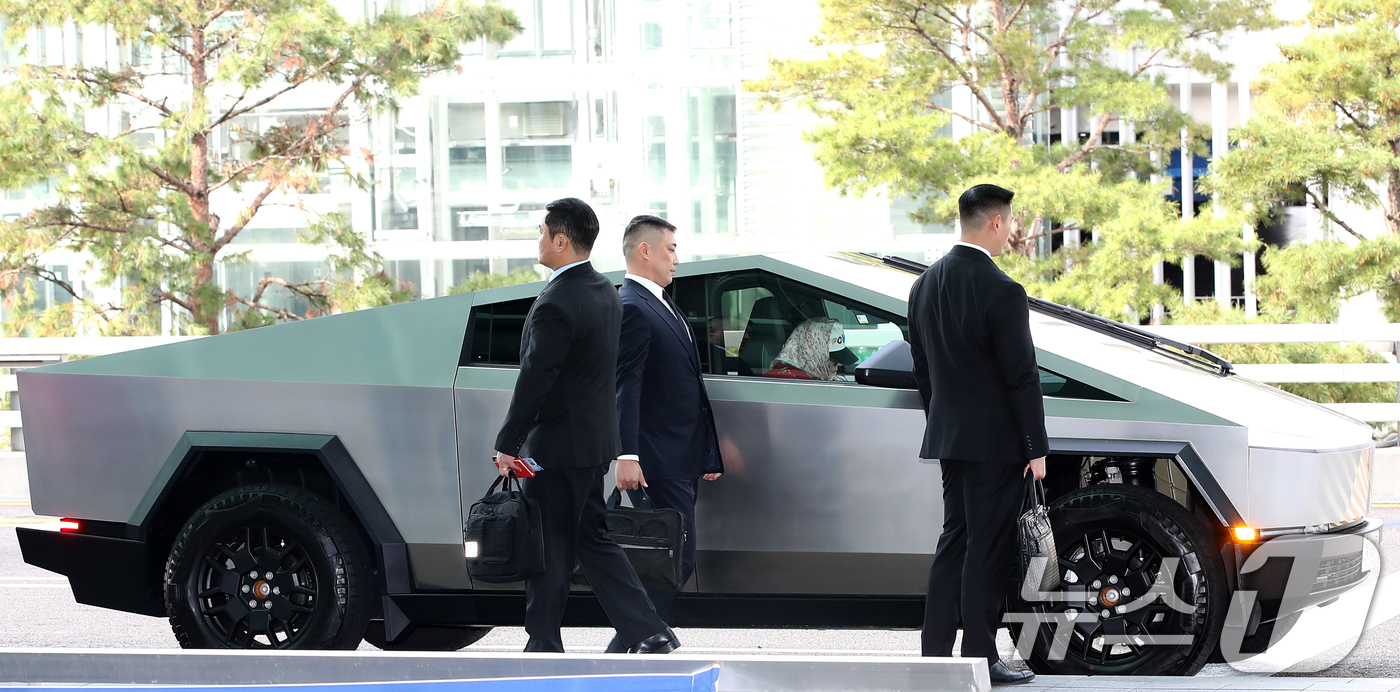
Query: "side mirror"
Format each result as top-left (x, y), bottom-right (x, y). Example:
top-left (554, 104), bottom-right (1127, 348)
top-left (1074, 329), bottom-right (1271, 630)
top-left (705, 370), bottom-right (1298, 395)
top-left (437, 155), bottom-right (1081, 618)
top-left (855, 340), bottom-right (917, 389)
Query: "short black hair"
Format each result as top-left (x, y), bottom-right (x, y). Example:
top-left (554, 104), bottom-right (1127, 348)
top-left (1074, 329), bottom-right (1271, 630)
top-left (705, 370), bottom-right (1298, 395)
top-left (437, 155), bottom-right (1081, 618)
top-left (544, 197), bottom-right (600, 253)
top-left (622, 214), bottom-right (676, 259)
top-left (958, 184), bottom-right (1015, 230)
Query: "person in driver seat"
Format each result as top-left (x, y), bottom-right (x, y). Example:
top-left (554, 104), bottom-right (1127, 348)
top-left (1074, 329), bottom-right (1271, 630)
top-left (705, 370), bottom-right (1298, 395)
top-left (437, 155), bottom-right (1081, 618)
top-left (764, 317), bottom-right (858, 380)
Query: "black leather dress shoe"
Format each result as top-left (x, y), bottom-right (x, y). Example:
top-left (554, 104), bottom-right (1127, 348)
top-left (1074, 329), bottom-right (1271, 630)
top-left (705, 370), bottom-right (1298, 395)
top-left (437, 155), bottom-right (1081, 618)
top-left (603, 634), bottom-right (628, 653)
top-left (988, 661), bottom-right (1034, 686)
top-left (627, 627), bottom-right (680, 654)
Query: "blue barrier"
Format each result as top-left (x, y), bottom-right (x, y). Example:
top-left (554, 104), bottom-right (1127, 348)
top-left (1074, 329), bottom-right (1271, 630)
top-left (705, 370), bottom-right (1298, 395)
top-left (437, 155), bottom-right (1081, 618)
top-left (12, 669), bottom-right (722, 692)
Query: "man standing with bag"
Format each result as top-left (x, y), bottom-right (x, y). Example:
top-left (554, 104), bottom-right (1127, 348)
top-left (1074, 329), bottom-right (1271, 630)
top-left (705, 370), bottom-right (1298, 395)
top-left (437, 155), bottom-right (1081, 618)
top-left (908, 184), bottom-right (1049, 685)
top-left (608, 215), bottom-right (723, 651)
top-left (493, 198), bottom-right (679, 655)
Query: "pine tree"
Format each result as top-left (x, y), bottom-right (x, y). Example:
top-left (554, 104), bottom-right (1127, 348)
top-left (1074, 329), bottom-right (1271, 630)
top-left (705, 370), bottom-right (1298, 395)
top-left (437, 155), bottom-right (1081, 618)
top-left (0, 0), bottom-right (521, 334)
top-left (751, 0), bottom-right (1275, 320)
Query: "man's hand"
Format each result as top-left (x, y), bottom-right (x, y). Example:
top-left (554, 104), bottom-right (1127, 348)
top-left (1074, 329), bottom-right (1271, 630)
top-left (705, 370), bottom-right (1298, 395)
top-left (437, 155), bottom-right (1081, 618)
top-left (1024, 456), bottom-right (1046, 480)
top-left (702, 473), bottom-right (722, 482)
top-left (615, 458), bottom-right (647, 490)
top-left (495, 451), bottom-right (525, 477)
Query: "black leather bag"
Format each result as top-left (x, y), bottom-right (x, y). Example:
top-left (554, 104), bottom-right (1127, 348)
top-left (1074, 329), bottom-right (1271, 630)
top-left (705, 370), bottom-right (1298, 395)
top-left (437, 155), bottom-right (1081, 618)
top-left (573, 488), bottom-right (686, 591)
top-left (1017, 476), bottom-right (1060, 597)
top-left (464, 472), bottom-right (545, 583)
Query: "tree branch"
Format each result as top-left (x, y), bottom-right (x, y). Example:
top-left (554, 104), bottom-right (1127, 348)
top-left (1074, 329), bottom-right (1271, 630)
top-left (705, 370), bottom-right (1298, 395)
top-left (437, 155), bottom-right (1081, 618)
top-left (1056, 112), bottom-right (1113, 171)
top-left (66, 71), bottom-right (173, 116)
top-left (143, 162), bottom-right (196, 196)
top-left (210, 54), bottom-right (342, 129)
top-left (1306, 187), bottom-right (1364, 240)
top-left (1333, 101), bottom-right (1372, 131)
top-left (213, 178), bottom-right (281, 251)
top-left (922, 101), bottom-right (1000, 131)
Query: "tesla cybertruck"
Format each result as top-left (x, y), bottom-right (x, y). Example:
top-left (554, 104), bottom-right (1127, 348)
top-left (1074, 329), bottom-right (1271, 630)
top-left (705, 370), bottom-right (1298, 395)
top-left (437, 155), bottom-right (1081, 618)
top-left (15, 252), bottom-right (1379, 674)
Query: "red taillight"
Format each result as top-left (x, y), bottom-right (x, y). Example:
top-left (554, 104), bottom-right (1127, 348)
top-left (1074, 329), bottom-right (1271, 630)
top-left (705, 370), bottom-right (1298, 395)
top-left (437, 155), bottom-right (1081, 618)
top-left (57, 519), bottom-right (80, 532)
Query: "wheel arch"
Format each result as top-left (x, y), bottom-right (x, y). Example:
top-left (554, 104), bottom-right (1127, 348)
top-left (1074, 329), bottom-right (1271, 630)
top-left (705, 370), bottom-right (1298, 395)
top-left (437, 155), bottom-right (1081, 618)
top-left (1046, 438), bottom-right (1244, 529)
top-left (135, 431), bottom-right (411, 601)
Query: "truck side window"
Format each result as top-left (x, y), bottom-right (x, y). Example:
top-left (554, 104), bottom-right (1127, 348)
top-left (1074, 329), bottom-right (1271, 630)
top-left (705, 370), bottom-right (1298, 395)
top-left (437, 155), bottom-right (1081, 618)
top-left (1039, 367), bottom-right (1125, 401)
top-left (704, 271), bottom-right (907, 379)
top-left (467, 297), bottom-right (535, 365)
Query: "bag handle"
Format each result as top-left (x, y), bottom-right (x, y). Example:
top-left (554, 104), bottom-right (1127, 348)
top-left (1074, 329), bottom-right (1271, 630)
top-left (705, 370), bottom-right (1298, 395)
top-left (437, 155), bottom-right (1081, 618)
top-left (483, 464), bottom-right (521, 496)
top-left (607, 487), bottom-right (653, 510)
top-left (1024, 474), bottom-right (1047, 511)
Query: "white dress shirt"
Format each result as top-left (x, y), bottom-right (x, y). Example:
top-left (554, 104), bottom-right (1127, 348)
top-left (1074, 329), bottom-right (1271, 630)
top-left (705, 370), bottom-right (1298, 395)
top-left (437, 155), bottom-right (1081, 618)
top-left (548, 259), bottom-right (589, 283)
top-left (624, 273), bottom-right (683, 324)
top-left (617, 273), bottom-right (687, 464)
top-left (952, 241), bottom-right (994, 259)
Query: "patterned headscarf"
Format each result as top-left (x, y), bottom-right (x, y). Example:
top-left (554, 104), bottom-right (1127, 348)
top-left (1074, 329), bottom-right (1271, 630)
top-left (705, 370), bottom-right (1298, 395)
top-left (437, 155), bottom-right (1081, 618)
top-left (771, 317), bottom-right (844, 381)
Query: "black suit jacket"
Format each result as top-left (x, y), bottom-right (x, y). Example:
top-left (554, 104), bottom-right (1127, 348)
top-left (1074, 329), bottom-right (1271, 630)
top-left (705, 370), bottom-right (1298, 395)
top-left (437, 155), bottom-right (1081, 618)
top-left (494, 262), bottom-right (622, 469)
top-left (615, 279), bottom-right (722, 480)
top-left (908, 245), bottom-right (1049, 463)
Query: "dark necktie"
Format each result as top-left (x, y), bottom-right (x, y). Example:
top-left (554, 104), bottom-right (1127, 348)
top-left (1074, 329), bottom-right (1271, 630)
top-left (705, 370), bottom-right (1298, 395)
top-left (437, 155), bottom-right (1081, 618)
top-left (662, 292), bottom-right (692, 342)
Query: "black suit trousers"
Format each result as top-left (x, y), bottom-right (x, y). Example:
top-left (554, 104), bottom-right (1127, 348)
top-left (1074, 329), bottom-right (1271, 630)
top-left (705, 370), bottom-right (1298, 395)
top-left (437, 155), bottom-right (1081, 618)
top-left (922, 459), bottom-right (1024, 662)
top-left (626, 478), bottom-right (698, 620)
top-left (522, 465), bottom-right (665, 652)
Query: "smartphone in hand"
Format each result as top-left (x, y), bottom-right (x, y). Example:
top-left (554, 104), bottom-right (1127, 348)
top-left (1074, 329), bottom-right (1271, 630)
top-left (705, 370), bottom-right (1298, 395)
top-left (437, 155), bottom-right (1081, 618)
top-left (493, 456), bottom-right (543, 477)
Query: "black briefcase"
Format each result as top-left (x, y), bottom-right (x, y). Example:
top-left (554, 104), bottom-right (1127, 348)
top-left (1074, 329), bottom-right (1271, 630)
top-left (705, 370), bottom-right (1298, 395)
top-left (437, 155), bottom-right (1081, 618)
top-left (1017, 476), bottom-right (1060, 597)
top-left (573, 488), bottom-right (686, 591)
top-left (464, 472), bottom-right (545, 583)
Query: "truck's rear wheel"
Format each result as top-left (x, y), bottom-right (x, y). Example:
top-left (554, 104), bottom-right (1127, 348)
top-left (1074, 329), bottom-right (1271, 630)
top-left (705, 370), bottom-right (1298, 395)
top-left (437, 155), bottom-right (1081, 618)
top-left (164, 484), bottom-right (373, 649)
top-left (1007, 484), bottom-right (1227, 676)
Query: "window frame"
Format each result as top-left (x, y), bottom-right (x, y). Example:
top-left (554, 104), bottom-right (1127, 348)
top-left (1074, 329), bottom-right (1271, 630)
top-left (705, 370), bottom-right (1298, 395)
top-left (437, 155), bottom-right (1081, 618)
top-left (696, 270), bottom-right (909, 382)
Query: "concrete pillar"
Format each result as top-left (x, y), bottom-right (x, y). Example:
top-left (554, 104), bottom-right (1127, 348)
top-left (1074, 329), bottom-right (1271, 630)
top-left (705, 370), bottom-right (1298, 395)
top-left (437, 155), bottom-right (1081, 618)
top-left (664, 87), bottom-right (692, 227)
top-left (1060, 106), bottom-right (1076, 148)
top-left (1212, 82), bottom-right (1231, 307)
top-left (1236, 81), bottom-right (1258, 318)
top-left (485, 92), bottom-right (503, 207)
top-left (1180, 75), bottom-right (1195, 302)
top-left (697, 87), bottom-right (717, 235)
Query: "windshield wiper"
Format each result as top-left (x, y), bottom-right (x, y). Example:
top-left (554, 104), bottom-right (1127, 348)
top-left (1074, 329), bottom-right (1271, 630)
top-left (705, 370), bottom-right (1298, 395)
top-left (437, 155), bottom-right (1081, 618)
top-left (861, 253), bottom-right (1235, 377)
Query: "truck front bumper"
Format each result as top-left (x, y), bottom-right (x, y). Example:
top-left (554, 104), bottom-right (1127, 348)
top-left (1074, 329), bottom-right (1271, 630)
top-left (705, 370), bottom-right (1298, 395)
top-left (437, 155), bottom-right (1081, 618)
top-left (1235, 516), bottom-right (1381, 635)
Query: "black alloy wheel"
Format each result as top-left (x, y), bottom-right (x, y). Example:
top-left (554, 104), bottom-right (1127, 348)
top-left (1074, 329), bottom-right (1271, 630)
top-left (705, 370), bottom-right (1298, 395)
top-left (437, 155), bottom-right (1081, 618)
top-left (165, 484), bottom-right (373, 649)
top-left (1007, 484), bottom-right (1227, 676)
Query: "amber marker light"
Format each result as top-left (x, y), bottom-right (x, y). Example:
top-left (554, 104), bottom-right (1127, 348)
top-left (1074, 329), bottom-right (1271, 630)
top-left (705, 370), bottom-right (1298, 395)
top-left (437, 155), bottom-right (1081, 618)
top-left (1232, 526), bottom-right (1258, 542)
top-left (57, 519), bottom-right (80, 532)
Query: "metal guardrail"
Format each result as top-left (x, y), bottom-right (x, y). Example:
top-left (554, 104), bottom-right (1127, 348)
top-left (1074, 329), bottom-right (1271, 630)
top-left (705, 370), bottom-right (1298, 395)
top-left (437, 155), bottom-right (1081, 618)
top-left (2, 323), bottom-right (1400, 436)
top-left (1144, 324), bottom-right (1400, 422)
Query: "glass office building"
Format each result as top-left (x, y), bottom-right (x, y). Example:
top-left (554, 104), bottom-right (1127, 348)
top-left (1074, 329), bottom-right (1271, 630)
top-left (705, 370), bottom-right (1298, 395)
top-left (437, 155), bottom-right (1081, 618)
top-left (0, 0), bottom-right (978, 325)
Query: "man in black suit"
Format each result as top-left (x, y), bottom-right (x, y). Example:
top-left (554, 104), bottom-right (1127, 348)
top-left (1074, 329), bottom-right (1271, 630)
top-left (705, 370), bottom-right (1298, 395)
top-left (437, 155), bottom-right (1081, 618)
top-left (908, 184), bottom-right (1049, 685)
top-left (493, 198), bottom-right (678, 655)
top-left (609, 215), bottom-right (723, 651)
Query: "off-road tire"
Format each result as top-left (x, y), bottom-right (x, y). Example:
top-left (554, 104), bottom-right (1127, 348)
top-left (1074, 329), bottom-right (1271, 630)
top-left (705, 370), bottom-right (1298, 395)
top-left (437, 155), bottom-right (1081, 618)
top-left (1007, 483), bottom-right (1228, 676)
top-left (164, 484), bottom-right (373, 649)
top-left (362, 622), bottom-right (493, 651)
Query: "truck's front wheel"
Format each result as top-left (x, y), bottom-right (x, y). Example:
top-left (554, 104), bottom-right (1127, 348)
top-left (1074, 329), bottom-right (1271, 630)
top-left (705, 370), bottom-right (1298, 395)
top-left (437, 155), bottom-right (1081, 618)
top-left (164, 484), bottom-right (373, 649)
top-left (1007, 483), bottom-right (1227, 676)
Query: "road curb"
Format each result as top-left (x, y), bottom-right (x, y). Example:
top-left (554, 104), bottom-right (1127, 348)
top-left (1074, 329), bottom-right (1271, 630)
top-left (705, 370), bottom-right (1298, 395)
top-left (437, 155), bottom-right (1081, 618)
top-left (0, 649), bottom-right (990, 691)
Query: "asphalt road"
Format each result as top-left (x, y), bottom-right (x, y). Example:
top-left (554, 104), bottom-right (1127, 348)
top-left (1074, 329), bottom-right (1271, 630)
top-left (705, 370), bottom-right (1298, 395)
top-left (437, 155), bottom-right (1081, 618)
top-left (3, 495), bottom-right (1399, 678)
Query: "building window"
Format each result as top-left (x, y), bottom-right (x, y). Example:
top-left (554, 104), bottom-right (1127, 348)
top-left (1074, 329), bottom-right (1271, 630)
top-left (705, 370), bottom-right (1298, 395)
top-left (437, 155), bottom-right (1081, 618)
top-left (502, 145), bottom-right (573, 190)
top-left (686, 1), bottom-right (733, 49)
top-left (499, 0), bottom-right (573, 57)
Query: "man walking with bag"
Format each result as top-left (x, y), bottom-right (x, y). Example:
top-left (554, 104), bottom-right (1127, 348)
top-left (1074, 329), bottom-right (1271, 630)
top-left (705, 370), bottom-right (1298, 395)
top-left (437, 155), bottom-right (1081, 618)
top-left (608, 215), bottom-right (723, 651)
top-left (493, 198), bottom-right (679, 655)
top-left (908, 184), bottom-right (1049, 685)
